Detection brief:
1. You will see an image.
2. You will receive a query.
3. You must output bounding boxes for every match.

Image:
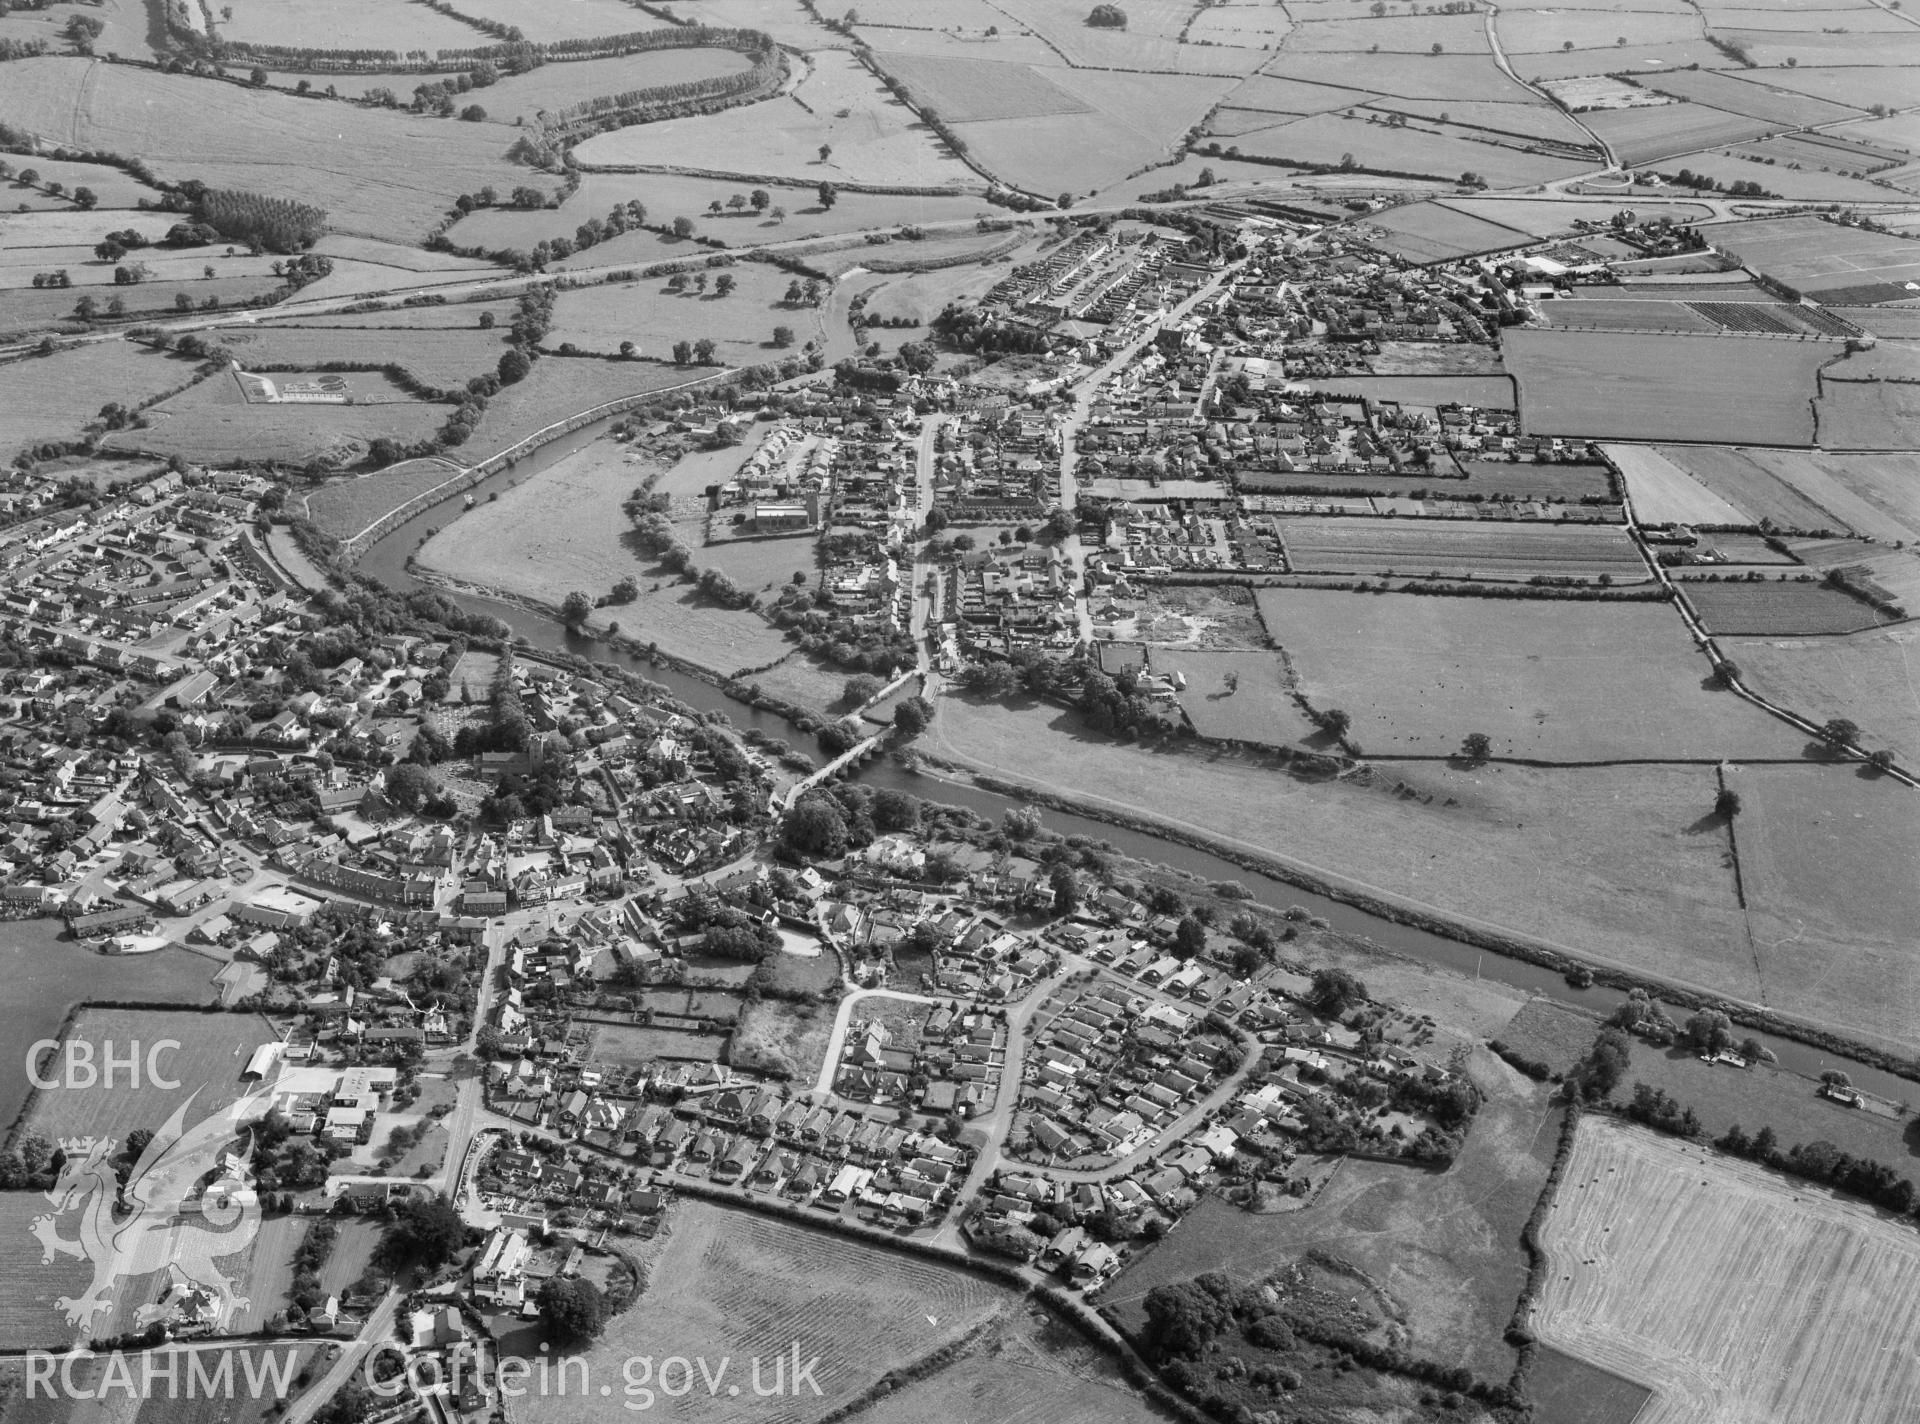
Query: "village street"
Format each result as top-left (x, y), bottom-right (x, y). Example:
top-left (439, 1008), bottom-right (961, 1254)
top-left (281, 1288), bottom-right (402, 1424)
top-left (1051, 256), bottom-right (1246, 645)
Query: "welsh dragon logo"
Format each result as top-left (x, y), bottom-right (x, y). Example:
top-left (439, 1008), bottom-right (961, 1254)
top-left (31, 1090), bottom-right (266, 1334)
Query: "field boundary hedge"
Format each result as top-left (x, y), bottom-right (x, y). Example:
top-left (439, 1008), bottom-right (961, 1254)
top-left (568, 161), bottom-right (981, 200)
top-left (904, 757), bottom-right (1920, 1085)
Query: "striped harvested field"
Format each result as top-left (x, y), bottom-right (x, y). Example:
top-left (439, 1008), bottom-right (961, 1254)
top-left (1275, 516), bottom-right (1645, 581)
top-left (1535, 1116), bottom-right (1920, 1424)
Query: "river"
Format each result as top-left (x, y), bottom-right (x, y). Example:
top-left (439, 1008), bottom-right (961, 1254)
top-left (351, 430), bottom-right (1916, 1101)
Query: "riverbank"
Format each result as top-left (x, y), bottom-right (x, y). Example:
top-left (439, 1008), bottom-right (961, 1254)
top-left (904, 730), bottom-right (1920, 1086)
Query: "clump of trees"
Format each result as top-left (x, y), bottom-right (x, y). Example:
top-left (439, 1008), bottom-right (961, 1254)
top-left (1086, 3), bottom-right (1127, 25)
top-left (192, 187), bottom-right (328, 253)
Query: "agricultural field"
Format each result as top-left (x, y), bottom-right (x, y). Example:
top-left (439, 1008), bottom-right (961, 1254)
top-left (1147, 648), bottom-right (1320, 746)
top-left (1716, 26), bottom-right (1920, 66)
top-left (1361, 97), bottom-right (1599, 147)
top-left (0, 156), bottom-right (161, 213)
top-left (931, 694), bottom-right (1763, 1021)
top-left (0, 209), bottom-right (178, 251)
top-left (1683, 582), bottom-right (1890, 636)
top-left (25, 1008), bottom-right (279, 1145)
top-left (988, 0), bottom-right (1266, 72)
top-left (465, 48), bottom-right (755, 125)
top-left (1223, 112), bottom-right (1594, 189)
top-left (697, 535), bottom-right (818, 596)
top-left (1628, 68), bottom-right (1866, 126)
top-left (415, 434), bottom-right (798, 673)
top-left (304, 457), bottom-right (464, 539)
top-left (546, 264), bottom-right (825, 366)
top-left (1185, 2), bottom-right (1294, 48)
top-left (573, 50), bottom-right (976, 189)
top-left (1745, 62), bottom-right (1920, 113)
top-left (1504, 329), bottom-right (1825, 446)
top-left (952, 69), bottom-right (1239, 198)
top-left (1740, 451), bottom-right (1920, 542)
top-left (1516, 39), bottom-right (1744, 78)
top-left (1604, 444), bottom-right (1748, 525)
top-left (471, 170), bottom-right (994, 256)
top-left (103, 364), bottom-right (446, 466)
top-left (207, 325), bottom-right (505, 390)
top-left (1288, 12), bottom-right (1491, 53)
top-left (1275, 517), bottom-right (1644, 582)
top-left (1708, 214), bottom-right (1920, 300)
top-left (1580, 102), bottom-right (1778, 166)
top-left (0, 1193), bottom-right (104, 1349)
top-left (1654, 446), bottom-right (1846, 532)
top-left (450, 0), bottom-right (680, 41)
top-left (1109, 1052), bottom-right (1557, 1380)
top-left (0, 60), bottom-right (533, 245)
top-left (1495, 8), bottom-right (1704, 52)
top-left (0, 341), bottom-right (208, 458)
top-left (1448, 196), bottom-right (1713, 235)
top-left (268, 298), bottom-right (517, 332)
top-left (870, 51), bottom-right (1095, 123)
top-left (1727, 627), bottom-right (1920, 765)
top-left (1262, 51), bottom-right (1539, 103)
top-left (0, 245), bottom-right (282, 291)
top-left (1535, 1116), bottom-right (1920, 1424)
top-left (1256, 587), bottom-right (1806, 760)
top-left (512, 1198), bottom-right (1019, 1424)
top-left (1355, 201), bottom-right (1534, 263)
top-left (1816, 380), bottom-right (1920, 453)
top-left (219, 0), bottom-right (478, 50)
top-left (1654, 149), bottom-right (1897, 204)
top-left (460, 349), bottom-right (707, 458)
top-left (1729, 451), bottom-right (1917, 543)
top-left (0, 274), bottom-right (285, 341)
top-left (1542, 297), bottom-right (1722, 334)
